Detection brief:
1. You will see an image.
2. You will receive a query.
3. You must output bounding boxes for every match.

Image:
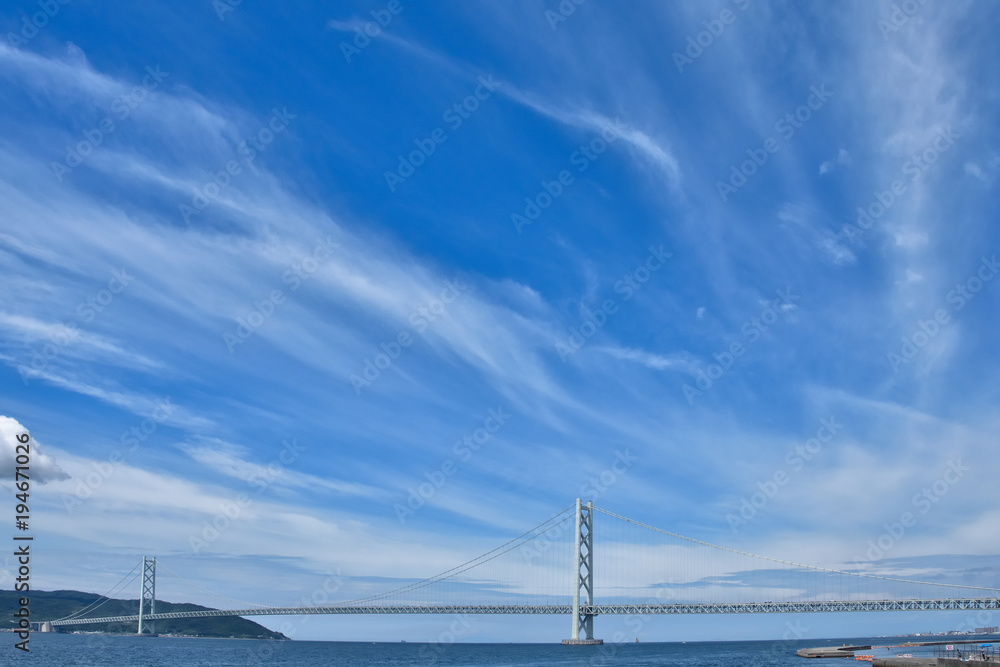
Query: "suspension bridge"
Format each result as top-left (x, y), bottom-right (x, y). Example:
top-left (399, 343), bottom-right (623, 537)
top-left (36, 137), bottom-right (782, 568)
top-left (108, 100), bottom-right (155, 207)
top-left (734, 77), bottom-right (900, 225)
top-left (44, 500), bottom-right (1000, 643)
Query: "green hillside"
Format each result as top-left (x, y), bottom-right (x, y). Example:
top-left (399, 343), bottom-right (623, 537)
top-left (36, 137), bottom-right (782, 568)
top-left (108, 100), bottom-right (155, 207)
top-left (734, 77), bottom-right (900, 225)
top-left (2, 589), bottom-right (287, 639)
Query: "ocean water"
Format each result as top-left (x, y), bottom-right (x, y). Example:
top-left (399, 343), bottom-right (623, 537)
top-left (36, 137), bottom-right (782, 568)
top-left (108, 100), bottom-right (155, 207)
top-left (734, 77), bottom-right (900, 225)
top-left (5, 633), bottom-right (944, 666)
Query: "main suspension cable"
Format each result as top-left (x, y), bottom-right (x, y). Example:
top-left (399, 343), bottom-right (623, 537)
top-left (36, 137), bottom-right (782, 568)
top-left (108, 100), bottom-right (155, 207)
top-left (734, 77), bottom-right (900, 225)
top-left (52, 562), bottom-right (142, 622)
top-left (337, 504), bottom-right (576, 606)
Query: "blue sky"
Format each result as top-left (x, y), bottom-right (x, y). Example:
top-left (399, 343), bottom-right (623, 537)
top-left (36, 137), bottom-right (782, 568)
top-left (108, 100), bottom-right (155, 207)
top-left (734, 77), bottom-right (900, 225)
top-left (2, 0), bottom-right (1000, 644)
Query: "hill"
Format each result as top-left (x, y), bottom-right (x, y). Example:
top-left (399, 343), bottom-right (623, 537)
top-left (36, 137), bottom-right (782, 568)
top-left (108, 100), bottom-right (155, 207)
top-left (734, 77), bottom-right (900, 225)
top-left (2, 589), bottom-right (287, 639)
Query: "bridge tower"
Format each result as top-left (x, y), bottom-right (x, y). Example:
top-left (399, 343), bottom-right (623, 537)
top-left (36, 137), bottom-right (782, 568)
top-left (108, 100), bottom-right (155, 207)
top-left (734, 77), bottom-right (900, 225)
top-left (137, 556), bottom-right (156, 636)
top-left (563, 499), bottom-right (602, 645)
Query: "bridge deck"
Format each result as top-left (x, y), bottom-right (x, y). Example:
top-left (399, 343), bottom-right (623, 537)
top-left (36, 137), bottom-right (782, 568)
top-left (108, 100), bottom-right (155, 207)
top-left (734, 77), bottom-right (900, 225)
top-left (48, 598), bottom-right (1000, 626)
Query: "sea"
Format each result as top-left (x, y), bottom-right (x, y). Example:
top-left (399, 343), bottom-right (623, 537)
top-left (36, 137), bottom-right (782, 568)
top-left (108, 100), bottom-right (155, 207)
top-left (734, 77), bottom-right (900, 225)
top-left (3, 633), bottom-right (951, 666)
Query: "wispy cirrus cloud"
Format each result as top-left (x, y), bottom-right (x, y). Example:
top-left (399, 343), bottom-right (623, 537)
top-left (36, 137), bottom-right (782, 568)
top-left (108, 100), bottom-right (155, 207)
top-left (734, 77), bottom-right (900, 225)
top-left (596, 346), bottom-right (697, 374)
top-left (2, 0), bottom-right (998, 643)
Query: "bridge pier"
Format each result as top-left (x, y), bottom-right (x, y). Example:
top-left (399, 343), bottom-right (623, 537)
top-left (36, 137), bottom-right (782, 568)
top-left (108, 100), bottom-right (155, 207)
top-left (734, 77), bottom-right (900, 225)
top-left (563, 499), bottom-right (602, 645)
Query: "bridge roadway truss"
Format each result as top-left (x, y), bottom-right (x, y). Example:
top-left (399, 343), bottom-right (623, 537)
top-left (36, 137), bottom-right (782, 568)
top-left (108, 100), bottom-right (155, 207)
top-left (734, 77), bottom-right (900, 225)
top-left (48, 598), bottom-right (1000, 627)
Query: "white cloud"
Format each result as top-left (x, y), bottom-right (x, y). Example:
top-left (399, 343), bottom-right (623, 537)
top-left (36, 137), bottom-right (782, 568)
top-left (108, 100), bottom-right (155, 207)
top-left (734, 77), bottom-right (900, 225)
top-left (894, 268), bottom-right (925, 285)
top-left (498, 84), bottom-right (682, 192)
top-left (817, 236), bottom-right (856, 266)
top-left (180, 438), bottom-right (386, 500)
top-left (893, 231), bottom-right (929, 249)
top-left (0, 311), bottom-right (163, 372)
top-left (0, 41), bottom-right (578, 426)
top-left (597, 346), bottom-right (695, 373)
top-left (778, 203), bottom-right (856, 266)
top-left (964, 162), bottom-right (988, 182)
top-left (0, 416), bottom-right (68, 483)
top-left (16, 367), bottom-right (208, 430)
top-left (818, 148), bottom-right (850, 175)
